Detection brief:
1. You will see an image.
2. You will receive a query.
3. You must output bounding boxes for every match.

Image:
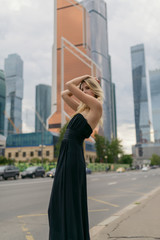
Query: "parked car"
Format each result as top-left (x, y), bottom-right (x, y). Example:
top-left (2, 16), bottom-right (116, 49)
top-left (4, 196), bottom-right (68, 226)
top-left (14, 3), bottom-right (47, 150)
top-left (142, 166), bottom-right (149, 172)
top-left (116, 167), bottom-right (125, 173)
top-left (0, 165), bottom-right (19, 180)
top-left (21, 166), bottom-right (45, 179)
top-left (86, 167), bottom-right (92, 174)
top-left (46, 168), bottom-right (56, 178)
top-left (150, 165), bottom-right (158, 169)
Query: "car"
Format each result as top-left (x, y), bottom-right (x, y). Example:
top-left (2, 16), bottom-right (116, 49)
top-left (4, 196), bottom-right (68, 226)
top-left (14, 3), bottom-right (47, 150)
top-left (21, 166), bottom-right (45, 179)
top-left (86, 167), bottom-right (92, 174)
top-left (0, 165), bottom-right (20, 180)
top-left (150, 165), bottom-right (158, 169)
top-left (142, 166), bottom-right (149, 172)
top-left (116, 167), bottom-right (125, 173)
top-left (46, 168), bottom-right (56, 178)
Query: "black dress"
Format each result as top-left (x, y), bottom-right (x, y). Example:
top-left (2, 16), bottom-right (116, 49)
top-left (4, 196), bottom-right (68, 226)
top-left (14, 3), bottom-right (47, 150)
top-left (48, 113), bottom-right (92, 240)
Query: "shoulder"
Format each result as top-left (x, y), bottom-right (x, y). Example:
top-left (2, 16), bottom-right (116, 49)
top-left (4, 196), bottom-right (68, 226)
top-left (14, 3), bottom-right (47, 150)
top-left (92, 99), bottom-right (102, 115)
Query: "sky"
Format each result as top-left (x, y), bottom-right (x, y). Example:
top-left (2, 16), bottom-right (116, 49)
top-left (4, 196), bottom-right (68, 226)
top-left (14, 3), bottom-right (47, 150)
top-left (0, 0), bottom-right (160, 153)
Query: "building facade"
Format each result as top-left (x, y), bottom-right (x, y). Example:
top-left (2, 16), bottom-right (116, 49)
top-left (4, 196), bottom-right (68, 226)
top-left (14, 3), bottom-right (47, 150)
top-left (5, 131), bottom-right (58, 161)
top-left (4, 54), bottom-right (24, 136)
top-left (35, 84), bottom-right (51, 132)
top-left (48, 0), bottom-right (117, 140)
top-left (0, 70), bottom-right (6, 136)
top-left (149, 69), bottom-right (160, 143)
top-left (111, 83), bottom-right (117, 138)
top-left (83, 0), bottom-right (116, 140)
top-left (131, 44), bottom-right (150, 144)
top-left (5, 131), bottom-right (96, 163)
top-left (132, 143), bottom-right (160, 161)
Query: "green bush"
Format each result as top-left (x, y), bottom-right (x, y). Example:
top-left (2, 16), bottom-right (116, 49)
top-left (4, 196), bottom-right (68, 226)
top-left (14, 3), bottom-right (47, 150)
top-left (0, 156), bottom-right (15, 165)
top-left (87, 163), bottom-right (129, 172)
top-left (150, 154), bottom-right (160, 166)
top-left (119, 154), bottom-right (133, 166)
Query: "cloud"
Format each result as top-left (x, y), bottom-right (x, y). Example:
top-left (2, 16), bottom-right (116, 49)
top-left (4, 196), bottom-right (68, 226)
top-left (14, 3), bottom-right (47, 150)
top-left (118, 123), bottom-right (136, 154)
top-left (0, 0), bottom-right (53, 131)
top-left (107, 0), bottom-right (160, 127)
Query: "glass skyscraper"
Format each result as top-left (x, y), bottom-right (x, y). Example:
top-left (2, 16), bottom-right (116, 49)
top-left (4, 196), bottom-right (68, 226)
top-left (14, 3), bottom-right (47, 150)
top-left (149, 69), bottom-right (160, 142)
top-left (131, 44), bottom-right (150, 144)
top-left (49, 0), bottom-right (117, 140)
top-left (4, 54), bottom-right (23, 136)
top-left (0, 70), bottom-right (6, 136)
top-left (35, 84), bottom-right (51, 132)
top-left (83, 0), bottom-right (116, 140)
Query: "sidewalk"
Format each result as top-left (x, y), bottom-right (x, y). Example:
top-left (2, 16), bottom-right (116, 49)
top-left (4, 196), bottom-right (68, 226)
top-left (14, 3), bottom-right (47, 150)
top-left (91, 186), bottom-right (160, 240)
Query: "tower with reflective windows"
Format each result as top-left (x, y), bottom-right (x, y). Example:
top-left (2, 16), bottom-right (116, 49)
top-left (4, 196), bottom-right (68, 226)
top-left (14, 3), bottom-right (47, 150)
top-left (149, 69), bottom-right (160, 142)
top-left (49, 0), bottom-right (117, 140)
top-left (82, 0), bottom-right (116, 140)
top-left (4, 54), bottom-right (24, 136)
top-left (35, 84), bottom-right (51, 132)
top-left (131, 44), bottom-right (150, 144)
top-left (0, 70), bottom-right (6, 136)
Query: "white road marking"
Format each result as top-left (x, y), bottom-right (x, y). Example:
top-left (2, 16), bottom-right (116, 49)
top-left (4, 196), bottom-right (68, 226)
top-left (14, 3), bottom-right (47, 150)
top-left (108, 182), bottom-right (117, 185)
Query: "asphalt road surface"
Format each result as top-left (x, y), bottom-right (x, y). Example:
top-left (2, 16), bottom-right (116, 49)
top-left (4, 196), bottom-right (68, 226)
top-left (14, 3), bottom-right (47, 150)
top-left (0, 168), bottom-right (160, 240)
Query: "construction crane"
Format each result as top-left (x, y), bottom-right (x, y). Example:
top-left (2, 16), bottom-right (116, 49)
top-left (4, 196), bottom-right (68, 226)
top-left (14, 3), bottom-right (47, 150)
top-left (35, 110), bottom-right (48, 131)
top-left (3, 111), bottom-right (20, 134)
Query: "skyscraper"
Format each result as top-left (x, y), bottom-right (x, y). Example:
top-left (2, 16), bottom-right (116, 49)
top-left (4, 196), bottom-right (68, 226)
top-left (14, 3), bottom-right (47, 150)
top-left (0, 70), bottom-right (6, 136)
top-left (48, 0), bottom-right (117, 140)
top-left (82, 0), bottom-right (116, 140)
top-left (4, 54), bottom-right (24, 136)
top-left (35, 84), bottom-right (51, 132)
top-left (131, 44), bottom-right (150, 144)
top-left (149, 69), bottom-right (160, 142)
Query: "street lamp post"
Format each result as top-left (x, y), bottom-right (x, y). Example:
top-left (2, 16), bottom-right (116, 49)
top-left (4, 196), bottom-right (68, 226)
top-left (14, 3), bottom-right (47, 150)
top-left (39, 144), bottom-right (46, 165)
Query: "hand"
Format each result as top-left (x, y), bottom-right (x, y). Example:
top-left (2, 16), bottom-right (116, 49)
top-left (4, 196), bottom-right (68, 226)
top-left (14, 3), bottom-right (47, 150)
top-left (81, 75), bottom-right (90, 80)
top-left (66, 75), bottom-right (91, 87)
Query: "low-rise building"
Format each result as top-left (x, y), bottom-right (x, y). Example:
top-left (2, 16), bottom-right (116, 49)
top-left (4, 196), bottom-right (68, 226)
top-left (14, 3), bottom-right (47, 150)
top-left (5, 131), bottom-right (96, 163)
top-left (5, 131), bottom-right (58, 162)
top-left (132, 143), bottom-right (160, 167)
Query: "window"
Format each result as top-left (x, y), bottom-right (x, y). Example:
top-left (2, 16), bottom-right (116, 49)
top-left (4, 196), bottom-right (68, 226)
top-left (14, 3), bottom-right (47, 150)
top-left (15, 152), bottom-right (19, 157)
top-left (23, 152), bottom-right (26, 157)
top-left (8, 152), bottom-right (11, 158)
top-left (30, 151), bottom-right (34, 157)
top-left (38, 151), bottom-right (42, 157)
top-left (46, 150), bottom-right (50, 156)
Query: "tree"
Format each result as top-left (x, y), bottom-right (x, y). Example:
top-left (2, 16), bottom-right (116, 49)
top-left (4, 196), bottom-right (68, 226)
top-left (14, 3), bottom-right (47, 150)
top-left (0, 156), bottom-right (15, 165)
top-left (55, 123), bottom-right (68, 158)
top-left (150, 154), bottom-right (160, 166)
top-left (119, 154), bottom-right (133, 166)
top-left (107, 138), bottom-right (124, 163)
top-left (94, 134), bottom-right (107, 163)
top-left (94, 134), bottom-right (124, 163)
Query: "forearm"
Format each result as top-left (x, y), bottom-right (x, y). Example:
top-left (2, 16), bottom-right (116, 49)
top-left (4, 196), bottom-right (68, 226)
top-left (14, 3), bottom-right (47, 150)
top-left (61, 89), bottom-right (79, 111)
top-left (61, 89), bottom-right (72, 97)
top-left (66, 75), bottom-right (90, 88)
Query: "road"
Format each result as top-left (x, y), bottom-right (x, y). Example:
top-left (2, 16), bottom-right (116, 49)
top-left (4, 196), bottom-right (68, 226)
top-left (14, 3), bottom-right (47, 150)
top-left (0, 168), bottom-right (160, 240)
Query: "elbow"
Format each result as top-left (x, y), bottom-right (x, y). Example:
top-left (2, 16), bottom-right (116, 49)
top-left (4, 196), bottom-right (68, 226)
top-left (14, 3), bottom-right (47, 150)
top-left (61, 91), bottom-right (66, 100)
top-left (61, 91), bottom-right (65, 97)
top-left (65, 82), bottom-right (71, 90)
top-left (65, 82), bottom-right (69, 89)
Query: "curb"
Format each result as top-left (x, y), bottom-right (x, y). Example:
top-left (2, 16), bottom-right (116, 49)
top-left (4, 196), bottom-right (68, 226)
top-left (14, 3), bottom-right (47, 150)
top-left (90, 186), bottom-right (160, 238)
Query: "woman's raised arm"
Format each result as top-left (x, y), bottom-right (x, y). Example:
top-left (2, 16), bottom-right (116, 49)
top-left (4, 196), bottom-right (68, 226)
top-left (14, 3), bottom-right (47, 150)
top-left (61, 89), bottom-right (79, 111)
top-left (66, 75), bottom-right (102, 112)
